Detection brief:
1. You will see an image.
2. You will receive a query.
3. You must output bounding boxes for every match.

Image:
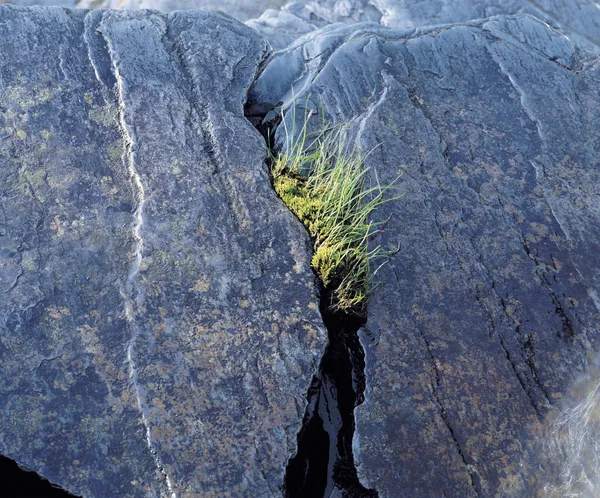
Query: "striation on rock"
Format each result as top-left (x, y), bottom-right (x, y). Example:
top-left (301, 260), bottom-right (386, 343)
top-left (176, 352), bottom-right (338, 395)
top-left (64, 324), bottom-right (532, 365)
top-left (74, 0), bottom-right (290, 23)
top-left (247, 0), bottom-right (600, 53)
top-left (0, 6), bottom-right (326, 497)
top-left (6, 0), bottom-right (600, 54)
top-left (250, 13), bottom-right (600, 497)
top-left (1, 0), bottom-right (291, 21)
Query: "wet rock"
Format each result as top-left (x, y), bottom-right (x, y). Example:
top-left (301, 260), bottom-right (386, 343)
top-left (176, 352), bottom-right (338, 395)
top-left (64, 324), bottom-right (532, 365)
top-left (251, 14), bottom-right (600, 497)
top-left (0, 6), bottom-right (326, 497)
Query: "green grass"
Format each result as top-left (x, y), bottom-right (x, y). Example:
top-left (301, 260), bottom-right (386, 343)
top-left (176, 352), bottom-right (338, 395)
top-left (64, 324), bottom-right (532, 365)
top-left (270, 106), bottom-right (401, 314)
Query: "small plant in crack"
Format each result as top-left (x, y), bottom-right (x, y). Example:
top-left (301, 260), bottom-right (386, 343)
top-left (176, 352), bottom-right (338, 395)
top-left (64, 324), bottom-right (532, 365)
top-left (269, 103), bottom-right (402, 314)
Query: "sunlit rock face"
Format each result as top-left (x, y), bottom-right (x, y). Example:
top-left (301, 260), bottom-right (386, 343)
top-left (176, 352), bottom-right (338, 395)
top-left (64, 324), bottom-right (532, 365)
top-left (0, 7), bottom-right (326, 497)
top-left (1, 0), bottom-right (291, 21)
top-left (248, 0), bottom-right (600, 53)
top-left (4, 0), bottom-right (600, 53)
top-left (75, 0), bottom-right (290, 22)
top-left (249, 12), bottom-right (600, 497)
top-left (539, 354), bottom-right (600, 498)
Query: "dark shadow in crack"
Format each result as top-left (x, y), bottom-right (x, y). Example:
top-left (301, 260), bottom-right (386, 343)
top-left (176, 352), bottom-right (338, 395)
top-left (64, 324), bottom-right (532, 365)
top-left (283, 286), bottom-right (378, 498)
top-left (0, 454), bottom-right (81, 497)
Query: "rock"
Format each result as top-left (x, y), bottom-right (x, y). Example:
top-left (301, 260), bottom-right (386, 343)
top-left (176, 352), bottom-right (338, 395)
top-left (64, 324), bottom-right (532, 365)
top-left (246, 3), bottom-right (321, 51)
top-left (1, 0), bottom-right (291, 22)
top-left (248, 0), bottom-right (600, 53)
top-left (75, 0), bottom-right (290, 23)
top-left (4, 0), bottom-right (600, 53)
top-left (250, 13), bottom-right (600, 497)
top-left (0, 6), bottom-right (326, 497)
top-left (1, 0), bottom-right (77, 6)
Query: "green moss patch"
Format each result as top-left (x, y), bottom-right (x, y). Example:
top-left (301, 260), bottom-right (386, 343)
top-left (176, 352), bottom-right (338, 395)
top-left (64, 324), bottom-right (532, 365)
top-left (270, 110), bottom-right (401, 314)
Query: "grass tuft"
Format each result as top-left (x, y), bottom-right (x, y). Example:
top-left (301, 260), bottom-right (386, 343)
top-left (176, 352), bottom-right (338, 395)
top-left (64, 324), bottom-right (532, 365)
top-left (270, 105), bottom-right (401, 314)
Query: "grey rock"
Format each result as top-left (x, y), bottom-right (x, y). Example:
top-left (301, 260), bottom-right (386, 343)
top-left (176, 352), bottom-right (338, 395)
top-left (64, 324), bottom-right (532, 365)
top-left (0, 6), bottom-right (326, 497)
top-left (75, 0), bottom-right (290, 23)
top-left (1, 0), bottom-right (77, 6)
top-left (246, 3), bottom-right (321, 51)
top-left (248, 0), bottom-right (600, 53)
top-left (250, 13), bottom-right (600, 497)
top-left (1, 0), bottom-right (291, 22)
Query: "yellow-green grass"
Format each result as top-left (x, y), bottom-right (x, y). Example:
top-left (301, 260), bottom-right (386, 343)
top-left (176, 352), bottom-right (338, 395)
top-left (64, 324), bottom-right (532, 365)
top-left (270, 108), bottom-right (401, 313)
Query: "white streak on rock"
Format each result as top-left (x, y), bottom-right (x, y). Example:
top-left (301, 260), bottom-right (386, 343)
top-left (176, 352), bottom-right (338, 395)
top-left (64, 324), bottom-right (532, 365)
top-left (103, 27), bottom-right (177, 498)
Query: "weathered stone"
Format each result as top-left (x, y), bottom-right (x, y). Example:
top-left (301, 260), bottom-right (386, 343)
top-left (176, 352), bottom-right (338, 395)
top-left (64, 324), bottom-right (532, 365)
top-left (250, 14), bottom-right (600, 497)
top-left (75, 0), bottom-right (290, 23)
top-left (5, 0), bottom-right (600, 53)
top-left (1, 0), bottom-right (77, 6)
top-left (248, 0), bottom-right (600, 53)
top-left (0, 6), bottom-right (326, 497)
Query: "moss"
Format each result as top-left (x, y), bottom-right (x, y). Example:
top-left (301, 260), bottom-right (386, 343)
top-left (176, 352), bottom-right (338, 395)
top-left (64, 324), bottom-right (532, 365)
top-left (273, 171), bottom-right (323, 236)
top-left (312, 241), bottom-right (341, 287)
top-left (270, 112), bottom-right (401, 313)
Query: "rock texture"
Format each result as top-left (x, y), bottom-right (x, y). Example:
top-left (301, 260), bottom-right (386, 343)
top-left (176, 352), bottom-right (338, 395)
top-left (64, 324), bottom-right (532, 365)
top-left (0, 6), bottom-right (326, 497)
top-left (248, 0), bottom-right (600, 52)
top-left (1, 0), bottom-right (77, 6)
top-left (250, 13), bottom-right (600, 497)
top-left (75, 0), bottom-right (289, 23)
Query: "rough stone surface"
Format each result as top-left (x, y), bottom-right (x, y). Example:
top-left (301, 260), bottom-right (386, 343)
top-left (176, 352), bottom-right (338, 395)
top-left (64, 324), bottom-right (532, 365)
top-left (0, 6), bottom-right (326, 497)
top-left (75, 0), bottom-right (289, 22)
top-left (1, 0), bottom-right (77, 6)
top-left (248, 0), bottom-right (600, 53)
top-left (4, 0), bottom-right (600, 52)
top-left (250, 14), bottom-right (600, 497)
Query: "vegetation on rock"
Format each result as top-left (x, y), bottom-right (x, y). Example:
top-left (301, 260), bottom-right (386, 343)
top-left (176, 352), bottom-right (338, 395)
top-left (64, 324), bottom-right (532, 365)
top-left (270, 106), bottom-right (401, 313)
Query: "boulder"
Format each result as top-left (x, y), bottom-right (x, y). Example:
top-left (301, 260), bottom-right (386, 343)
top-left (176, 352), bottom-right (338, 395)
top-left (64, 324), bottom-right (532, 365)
top-left (0, 6), bottom-right (326, 497)
top-left (250, 13), bottom-right (600, 497)
top-left (74, 0), bottom-right (290, 23)
top-left (248, 0), bottom-right (600, 53)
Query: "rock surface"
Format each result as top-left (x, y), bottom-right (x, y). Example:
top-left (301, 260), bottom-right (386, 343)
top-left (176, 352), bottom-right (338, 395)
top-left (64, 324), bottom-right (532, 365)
top-left (0, 6), bottom-right (326, 497)
top-left (0, 0), bottom-right (290, 22)
top-left (75, 0), bottom-right (289, 22)
top-left (248, 0), bottom-right (600, 53)
top-left (250, 13), bottom-right (600, 497)
top-left (5, 0), bottom-right (600, 52)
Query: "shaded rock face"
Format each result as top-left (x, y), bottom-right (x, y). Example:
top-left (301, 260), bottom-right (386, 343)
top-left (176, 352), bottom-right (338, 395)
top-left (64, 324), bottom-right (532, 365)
top-left (0, 6), bottom-right (326, 497)
top-left (248, 0), bottom-right (600, 53)
top-left (250, 14), bottom-right (600, 497)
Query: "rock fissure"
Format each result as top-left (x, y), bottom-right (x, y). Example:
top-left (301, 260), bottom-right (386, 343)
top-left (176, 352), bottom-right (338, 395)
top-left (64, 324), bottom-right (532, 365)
top-left (498, 332), bottom-right (543, 416)
top-left (161, 22), bottom-right (221, 172)
top-left (282, 288), bottom-right (378, 498)
top-left (246, 103), bottom-right (377, 497)
top-left (417, 326), bottom-right (482, 495)
top-left (474, 276), bottom-right (536, 409)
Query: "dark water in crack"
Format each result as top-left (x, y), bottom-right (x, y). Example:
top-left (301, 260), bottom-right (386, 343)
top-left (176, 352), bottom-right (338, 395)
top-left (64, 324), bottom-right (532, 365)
top-left (0, 455), bottom-right (81, 497)
top-left (245, 98), bottom-right (377, 498)
top-left (283, 288), bottom-right (378, 498)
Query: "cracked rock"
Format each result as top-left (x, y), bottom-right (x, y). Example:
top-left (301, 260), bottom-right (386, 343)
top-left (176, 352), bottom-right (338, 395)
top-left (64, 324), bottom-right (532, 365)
top-left (250, 13), bottom-right (600, 497)
top-left (75, 0), bottom-right (290, 23)
top-left (247, 0), bottom-right (600, 53)
top-left (0, 7), bottom-right (326, 497)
